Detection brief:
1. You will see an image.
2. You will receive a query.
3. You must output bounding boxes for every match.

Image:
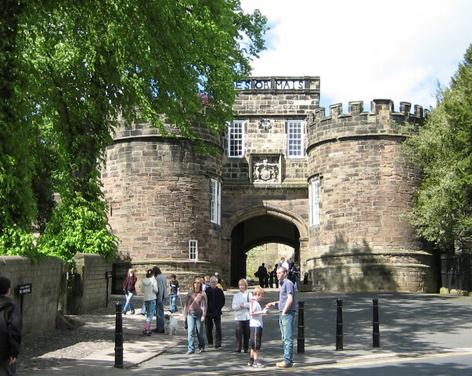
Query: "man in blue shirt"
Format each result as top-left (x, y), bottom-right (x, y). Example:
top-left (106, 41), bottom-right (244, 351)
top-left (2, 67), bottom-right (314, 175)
top-left (266, 266), bottom-right (297, 368)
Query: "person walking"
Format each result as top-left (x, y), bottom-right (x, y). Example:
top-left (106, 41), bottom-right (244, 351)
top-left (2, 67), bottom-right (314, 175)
top-left (141, 269), bottom-right (158, 336)
top-left (122, 268), bottom-right (137, 315)
top-left (205, 276), bottom-right (225, 349)
top-left (0, 277), bottom-right (22, 376)
top-left (247, 286), bottom-right (268, 368)
top-left (184, 278), bottom-right (207, 354)
top-left (168, 274), bottom-right (179, 313)
top-left (266, 266), bottom-right (297, 368)
top-left (153, 266), bottom-right (168, 333)
top-left (231, 279), bottom-right (251, 353)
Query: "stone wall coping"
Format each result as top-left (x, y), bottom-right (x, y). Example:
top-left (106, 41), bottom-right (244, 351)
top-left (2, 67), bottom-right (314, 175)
top-left (306, 133), bottom-right (410, 152)
top-left (131, 259), bottom-right (213, 265)
top-left (313, 263), bottom-right (432, 270)
top-left (307, 250), bottom-right (432, 261)
top-left (111, 133), bottom-right (223, 151)
top-left (0, 255), bottom-right (63, 264)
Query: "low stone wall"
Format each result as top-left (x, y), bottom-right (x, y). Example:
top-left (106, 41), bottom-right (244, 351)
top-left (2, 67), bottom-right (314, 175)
top-left (306, 250), bottom-right (437, 292)
top-left (0, 256), bottom-right (65, 336)
top-left (72, 253), bottom-right (113, 313)
top-left (128, 259), bottom-right (226, 293)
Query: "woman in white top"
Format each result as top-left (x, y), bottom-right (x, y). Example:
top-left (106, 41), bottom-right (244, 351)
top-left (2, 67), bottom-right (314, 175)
top-left (231, 278), bottom-right (252, 353)
top-left (141, 269), bottom-right (158, 336)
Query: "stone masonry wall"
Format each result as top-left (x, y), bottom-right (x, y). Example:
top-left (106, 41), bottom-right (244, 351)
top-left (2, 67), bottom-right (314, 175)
top-left (102, 120), bottom-right (225, 278)
top-left (306, 100), bottom-right (435, 292)
top-left (0, 256), bottom-right (64, 336)
top-left (226, 77), bottom-right (320, 184)
top-left (74, 253), bottom-right (112, 313)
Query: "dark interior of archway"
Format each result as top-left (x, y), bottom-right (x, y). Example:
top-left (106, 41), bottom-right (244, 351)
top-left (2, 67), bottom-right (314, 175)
top-left (230, 214), bottom-right (300, 287)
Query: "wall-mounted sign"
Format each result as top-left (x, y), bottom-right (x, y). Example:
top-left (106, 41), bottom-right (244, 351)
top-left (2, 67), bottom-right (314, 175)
top-left (16, 283), bottom-right (32, 295)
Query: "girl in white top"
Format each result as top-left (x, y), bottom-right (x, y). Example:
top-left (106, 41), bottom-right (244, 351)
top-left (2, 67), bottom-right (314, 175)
top-left (231, 279), bottom-right (252, 352)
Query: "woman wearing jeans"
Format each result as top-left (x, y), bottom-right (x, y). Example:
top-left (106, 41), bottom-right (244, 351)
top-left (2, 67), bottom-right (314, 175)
top-left (183, 278), bottom-right (207, 354)
top-left (141, 269), bottom-right (158, 336)
top-left (122, 268), bottom-right (137, 314)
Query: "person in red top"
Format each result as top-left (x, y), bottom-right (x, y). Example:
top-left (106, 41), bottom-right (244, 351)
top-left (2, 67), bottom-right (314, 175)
top-left (122, 268), bottom-right (137, 314)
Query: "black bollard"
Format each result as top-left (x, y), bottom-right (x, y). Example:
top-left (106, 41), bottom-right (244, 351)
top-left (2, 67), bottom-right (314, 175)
top-left (115, 302), bottom-right (124, 368)
top-left (297, 301), bottom-right (305, 353)
top-left (373, 297), bottom-right (380, 348)
top-left (336, 299), bottom-right (343, 351)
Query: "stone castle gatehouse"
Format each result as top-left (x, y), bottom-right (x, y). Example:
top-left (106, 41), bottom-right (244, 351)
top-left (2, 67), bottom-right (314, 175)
top-left (102, 76), bottom-right (437, 292)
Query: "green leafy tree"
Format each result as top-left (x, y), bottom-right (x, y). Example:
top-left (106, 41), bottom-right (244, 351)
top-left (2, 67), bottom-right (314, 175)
top-left (0, 1), bottom-right (38, 255)
top-left (404, 45), bottom-right (472, 253)
top-left (1, 0), bottom-right (267, 263)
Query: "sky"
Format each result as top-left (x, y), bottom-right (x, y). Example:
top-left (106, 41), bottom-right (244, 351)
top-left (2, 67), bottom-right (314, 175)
top-left (241, 0), bottom-right (472, 111)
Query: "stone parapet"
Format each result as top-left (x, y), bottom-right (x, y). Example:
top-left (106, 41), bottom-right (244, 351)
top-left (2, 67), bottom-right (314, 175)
top-left (112, 119), bottom-right (223, 151)
top-left (307, 99), bottom-right (426, 152)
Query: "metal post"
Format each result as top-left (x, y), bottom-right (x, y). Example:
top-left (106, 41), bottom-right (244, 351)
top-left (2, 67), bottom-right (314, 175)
top-left (105, 271), bottom-right (112, 308)
top-left (115, 302), bottom-right (123, 368)
top-left (373, 297), bottom-right (380, 348)
top-left (336, 299), bottom-right (343, 351)
top-left (297, 301), bottom-right (305, 353)
top-left (19, 295), bottom-right (24, 315)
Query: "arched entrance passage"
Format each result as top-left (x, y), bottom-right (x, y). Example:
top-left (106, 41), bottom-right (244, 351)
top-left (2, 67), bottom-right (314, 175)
top-left (224, 207), bottom-right (307, 287)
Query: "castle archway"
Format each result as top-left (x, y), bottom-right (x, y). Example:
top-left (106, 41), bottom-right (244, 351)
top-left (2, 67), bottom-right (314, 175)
top-left (223, 207), bottom-right (308, 286)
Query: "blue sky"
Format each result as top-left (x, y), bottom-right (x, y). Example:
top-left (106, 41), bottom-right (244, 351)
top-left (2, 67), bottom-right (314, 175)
top-left (241, 0), bottom-right (472, 111)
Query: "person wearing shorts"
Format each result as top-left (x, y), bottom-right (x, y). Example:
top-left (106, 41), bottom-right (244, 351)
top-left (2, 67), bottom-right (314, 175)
top-left (247, 286), bottom-right (268, 368)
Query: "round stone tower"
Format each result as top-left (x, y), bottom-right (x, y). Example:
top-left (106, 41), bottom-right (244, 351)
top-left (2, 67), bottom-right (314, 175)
top-left (306, 99), bottom-right (436, 292)
top-left (102, 120), bottom-right (224, 288)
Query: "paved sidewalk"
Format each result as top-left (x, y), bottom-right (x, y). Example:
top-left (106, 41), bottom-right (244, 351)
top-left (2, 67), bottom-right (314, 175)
top-left (19, 291), bottom-right (472, 375)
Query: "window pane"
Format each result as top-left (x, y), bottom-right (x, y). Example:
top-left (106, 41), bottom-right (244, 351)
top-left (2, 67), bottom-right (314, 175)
top-left (287, 121), bottom-right (304, 157)
top-left (228, 121), bottom-right (245, 157)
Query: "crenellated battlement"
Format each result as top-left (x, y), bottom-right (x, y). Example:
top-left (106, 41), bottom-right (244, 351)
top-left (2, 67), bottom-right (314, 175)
top-left (307, 99), bottom-right (427, 151)
top-left (309, 99), bottom-right (427, 123)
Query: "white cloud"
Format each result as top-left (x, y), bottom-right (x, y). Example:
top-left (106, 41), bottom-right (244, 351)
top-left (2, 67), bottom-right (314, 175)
top-left (241, 0), bottom-right (472, 110)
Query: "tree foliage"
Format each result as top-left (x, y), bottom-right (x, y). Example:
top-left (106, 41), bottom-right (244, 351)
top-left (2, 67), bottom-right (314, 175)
top-left (404, 45), bottom-right (472, 252)
top-left (0, 0), bottom-right (267, 263)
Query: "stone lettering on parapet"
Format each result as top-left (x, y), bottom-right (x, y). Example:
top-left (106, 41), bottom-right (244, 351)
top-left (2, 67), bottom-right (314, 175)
top-left (235, 78), bottom-right (306, 91)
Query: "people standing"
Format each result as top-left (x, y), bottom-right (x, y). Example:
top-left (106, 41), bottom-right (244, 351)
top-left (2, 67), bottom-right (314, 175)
top-left (255, 263), bottom-right (268, 288)
top-left (266, 266), bottom-right (297, 368)
top-left (231, 279), bottom-right (251, 353)
top-left (0, 276), bottom-right (22, 376)
top-left (202, 275), bottom-right (210, 292)
top-left (153, 266), bottom-right (168, 333)
top-left (247, 287), bottom-right (268, 368)
top-left (272, 265), bottom-right (279, 288)
top-left (278, 256), bottom-right (289, 270)
top-left (141, 269), bottom-right (158, 336)
top-left (122, 268), bottom-right (137, 315)
top-left (184, 278), bottom-right (207, 354)
top-left (168, 274), bottom-right (179, 313)
top-left (292, 263), bottom-right (301, 289)
top-left (205, 276), bottom-right (225, 349)
top-left (267, 267), bottom-right (275, 288)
